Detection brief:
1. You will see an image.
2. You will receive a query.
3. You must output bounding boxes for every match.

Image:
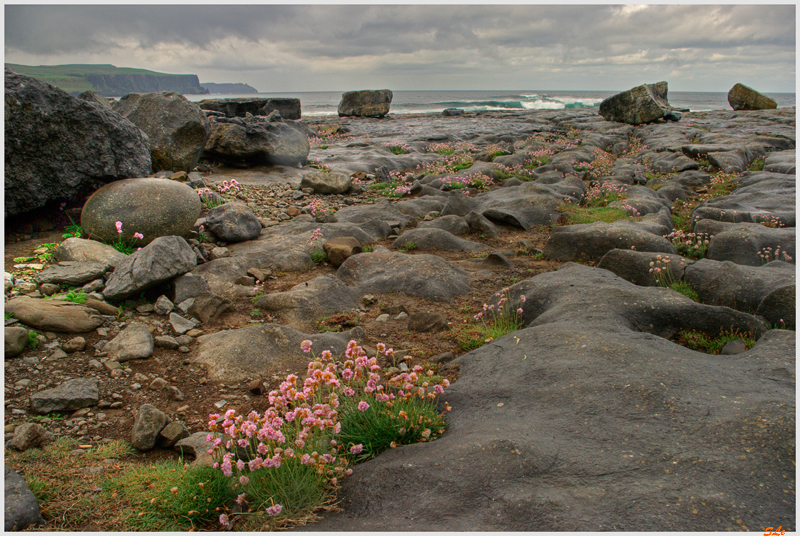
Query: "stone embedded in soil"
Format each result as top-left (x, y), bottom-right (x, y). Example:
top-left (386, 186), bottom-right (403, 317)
top-left (5, 296), bottom-right (105, 333)
top-left (131, 403), bottom-right (170, 451)
top-left (103, 322), bottom-right (154, 362)
top-left (4, 466), bottom-right (44, 531)
top-left (29, 378), bottom-right (99, 414)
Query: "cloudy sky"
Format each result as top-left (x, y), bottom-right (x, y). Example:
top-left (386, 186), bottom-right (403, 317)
top-left (4, 4), bottom-right (796, 93)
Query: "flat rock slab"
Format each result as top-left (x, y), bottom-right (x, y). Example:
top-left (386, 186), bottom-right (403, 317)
top-left (29, 378), bottom-right (99, 414)
top-left (704, 224), bottom-right (795, 267)
top-left (34, 261), bottom-right (110, 286)
top-left (5, 296), bottom-right (105, 333)
top-left (306, 264), bottom-right (792, 531)
top-left (336, 245), bottom-right (472, 302)
top-left (193, 323), bottom-right (365, 382)
top-left (52, 237), bottom-right (127, 269)
top-left (392, 228), bottom-right (488, 253)
top-left (597, 248), bottom-right (692, 287)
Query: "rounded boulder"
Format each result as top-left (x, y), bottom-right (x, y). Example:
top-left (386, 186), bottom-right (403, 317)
top-left (81, 178), bottom-right (201, 245)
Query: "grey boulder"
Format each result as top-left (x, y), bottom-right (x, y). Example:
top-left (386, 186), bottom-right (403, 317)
top-left (29, 378), bottom-right (99, 414)
top-left (599, 81), bottom-right (679, 125)
top-left (338, 89), bottom-right (392, 117)
top-left (204, 202), bottom-right (262, 243)
top-left (5, 466), bottom-right (44, 531)
top-left (727, 83), bottom-right (778, 111)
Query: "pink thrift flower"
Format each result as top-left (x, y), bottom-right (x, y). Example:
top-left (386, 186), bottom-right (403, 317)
top-left (301, 340), bottom-right (313, 353)
top-left (133, 232), bottom-right (144, 240)
top-left (219, 514), bottom-right (231, 528)
top-left (350, 443), bottom-right (364, 454)
top-left (236, 493), bottom-right (247, 505)
top-left (358, 401), bottom-right (370, 411)
top-left (266, 504), bottom-right (283, 516)
top-left (115, 221), bottom-right (123, 233)
top-left (239, 475), bottom-right (249, 485)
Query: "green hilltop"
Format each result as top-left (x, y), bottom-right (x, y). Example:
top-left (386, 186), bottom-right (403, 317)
top-left (5, 63), bottom-right (208, 96)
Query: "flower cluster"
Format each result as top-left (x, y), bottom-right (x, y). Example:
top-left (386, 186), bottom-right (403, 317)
top-left (307, 199), bottom-right (325, 217)
top-left (218, 179), bottom-right (240, 194)
top-left (385, 142), bottom-right (412, 155)
top-left (663, 230), bottom-right (713, 259)
top-left (473, 287), bottom-right (527, 342)
top-left (759, 246), bottom-right (793, 264)
top-left (424, 141), bottom-right (478, 155)
top-left (207, 339), bottom-right (450, 527)
top-left (583, 182), bottom-right (628, 207)
top-left (110, 221), bottom-right (144, 254)
top-left (416, 152), bottom-right (475, 176)
top-left (306, 157), bottom-right (331, 172)
top-left (445, 174), bottom-right (494, 191)
top-left (307, 228), bottom-right (323, 246)
top-left (754, 213), bottom-right (786, 228)
top-left (649, 255), bottom-right (685, 287)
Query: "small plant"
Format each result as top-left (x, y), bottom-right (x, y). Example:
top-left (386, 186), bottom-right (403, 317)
top-left (663, 230), bottom-right (713, 260)
top-left (583, 182), bottom-right (629, 207)
top-left (251, 308), bottom-right (264, 318)
top-left (748, 157), bottom-right (765, 171)
top-left (385, 142), bottom-right (411, 155)
top-left (675, 328), bottom-right (757, 355)
top-left (63, 288), bottom-right (88, 304)
top-left (305, 157), bottom-right (331, 173)
top-left (27, 330), bottom-right (39, 348)
top-left (109, 221), bottom-right (145, 255)
top-left (401, 241), bottom-right (417, 252)
top-left (454, 288), bottom-right (527, 350)
top-left (649, 255), bottom-right (680, 288)
top-left (362, 245), bottom-right (374, 253)
top-left (759, 246), bottom-right (793, 264)
top-left (29, 412), bottom-right (65, 423)
top-left (754, 213), bottom-right (786, 229)
top-left (5, 312), bottom-right (14, 320)
top-left (307, 228), bottom-right (327, 263)
top-left (533, 252), bottom-right (545, 260)
top-left (670, 281), bottom-right (700, 302)
top-left (251, 293), bottom-right (266, 303)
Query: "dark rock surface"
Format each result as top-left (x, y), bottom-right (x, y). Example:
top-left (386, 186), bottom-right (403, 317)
top-left (198, 97), bottom-right (301, 120)
top-left (305, 264), bottom-right (790, 532)
top-left (338, 89), bottom-right (393, 117)
top-left (113, 91), bottom-right (210, 172)
top-left (599, 81), bottom-right (679, 125)
top-left (728, 83), bottom-right (778, 111)
top-left (5, 466), bottom-right (44, 531)
top-left (4, 68), bottom-right (151, 218)
top-left (203, 116), bottom-right (310, 167)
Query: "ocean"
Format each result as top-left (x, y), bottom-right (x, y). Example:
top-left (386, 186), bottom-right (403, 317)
top-left (185, 89), bottom-right (796, 118)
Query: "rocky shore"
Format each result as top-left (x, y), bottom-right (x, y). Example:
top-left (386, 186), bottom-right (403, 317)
top-left (4, 79), bottom-right (795, 531)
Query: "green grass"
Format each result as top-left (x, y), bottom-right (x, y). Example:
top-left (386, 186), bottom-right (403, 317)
top-left (557, 204), bottom-right (631, 225)
top-left (27, 330), bottom-right (39, 348)
top-left (451, 320), bottom-right (520, 352)
top-left (675, 328), bottom-right (757, 355)
top-left (107, 460), bottom-right (236, 531)
top-left (316, 314), bottom-right (359, 333)
top-left (63, 289), bottom-right (88, 304)
top-left (669, 281), bottom-right (700, 302)
top-left (311, 249), bottom-right (329, 264)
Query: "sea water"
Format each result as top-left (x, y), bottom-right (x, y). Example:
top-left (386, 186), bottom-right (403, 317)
top-left (185, 89), bottom-right (796, 117)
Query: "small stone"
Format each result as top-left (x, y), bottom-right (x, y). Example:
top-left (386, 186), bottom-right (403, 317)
top-left (248, 379), bottom-right (265, 394)
top-left (214, 400), bottom-right (227, 409)
top-left (185, 329), bottom-right (203, 337)
top-left (104, 360), bottom-right (122, 371)
top-left (167, 385), bottom-right (185, 401)
top-left (63, 337), bottom-right (87, 353)
top-left (136, 303), bottom-right (155, 314)
top-left (149, 378), bottom-right (168, 390)
top-left (49, 349), bottom-right (68, 360)
top-left (376, 314), bottom-right (390, 323)
top-left (131, 383), bottom-right (142, 390)
top-left (88, 359), bottom-right (103, 369)
top-left (720, 339), bottom-right (748, 355)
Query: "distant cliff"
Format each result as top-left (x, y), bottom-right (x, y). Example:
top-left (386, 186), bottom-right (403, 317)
top-left (4, 63), bottom-right (209, 96)
top-left (201, 82), bottom-right (258, 94)
top-left (84, 73), bottom-right (208, 96)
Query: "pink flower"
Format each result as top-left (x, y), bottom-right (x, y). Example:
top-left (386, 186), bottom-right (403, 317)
top-left (236, 493), bottom-right (247, 505)
top-left (358, 401), bottom-right (370, 411)
top-left (115, 221), bottom-right (123, 233)
top-left (301, 340), bottom-right (313, 353)
top-left (219, 514), bottom-right (231, 528)
top-left (239, 475), bottom-right (249, 485)
top-left (266, 504), bottom-right (283, 516)
top-left (133, 232), bottom-right (144, 240)
top-left (350, 443), bottom-right (364, 454)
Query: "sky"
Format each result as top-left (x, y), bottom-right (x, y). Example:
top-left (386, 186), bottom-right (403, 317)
top-left (3, 3), bottom-right (797, 94)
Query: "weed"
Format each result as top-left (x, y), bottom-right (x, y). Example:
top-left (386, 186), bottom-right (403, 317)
top-left (675, 328), bottom-right (757, 355)
top-left (63, 289), bottom-right (88, 304)
top-left (385, 142), bottom-right (411, 155)
top-left (556, 202), bottom-right (631, 225)
top-left (251, 293), bottom-right (266, 303)
top-left (670, 281), bottom-right (700, 302)
top-left (251, 308), bottom-right (264, 318)
top-left (27, 330), bottom-right (39, 348)
top-left (311, 249), bottom-right (328, 264)
top-left (748, 157), bottom-right (765, 171)
top-left (5, 312), bottom-right (14, 319)
top-left (401, 241), bottom-right (417, 252)
top-left (663, 230), bottom-right (713, 260)
top-left (759, 246), bottom-right (793, 264)
top-left (316, 314), bottom-right (359, 333)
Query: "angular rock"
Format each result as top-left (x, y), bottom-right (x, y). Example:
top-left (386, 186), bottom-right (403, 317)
top-left (4, 466), bottom-right (44, 531)
top-left (338, 89), bottom-right (392, 117)
top-left (597, 249), bottom-right (691, 287)
top-left (104, 323), bottom-right (154, 362)
top-left (113, 91), bottom-right (210, 172)
top-left (408, 312), bottom-right (450, 333)
top-left (62, 336), bottom-right (87, 353)
top-left (300, 171), bottom-right (353, 195)
top-left (198, 97), bottom-right (301, 120)
top-left (5, 326), bottom-right (29, 358)
top-left (81, 177), bottom-right (202, 246)
top-left (187, 292), bottom-right (233, 323)
top-left (204, 202), bottom-right (262, 243)
top-left (29, 378), bottom-right (99, 414)
top-left (417, 214), bottom-right (470, 236)
top-left (756, 284), bottom-right (795, 330)
top-left (598, 82), bottom-right (679, 125)
top-left (5, 297), bottom-right (105, 333)
top-left (153, 295), bottom-right (174, 315)
top-left (7, 422), bottom-right (56, 451)
top-left (4, 68), bottom-right (150, 218)
top-left (171, 273), bottom-right (212, 305)
top-left (131, 404), bottom-right (170, 451)
top-left (157, 421), bottom-right (189, 448)
top-left (727, 83), bottom-right (778, 111)
top-left (102, 236), bottom-right (197, 302)
top-left (175, 431), bottom-right (218, 466)
top-left (322, 236), bottom-right (363, 268)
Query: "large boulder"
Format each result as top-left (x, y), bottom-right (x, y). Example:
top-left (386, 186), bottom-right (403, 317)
top-left (598, 82), bottom-right (679, 125)
top-left (203, 116), bottom-right (310, 167)
top-left (338, 89), bottom-right (393, 117)
top-left (29, 378), bottom-right (99, 414)
top-left (198, 97), bottom-right (301, 120)
top-left (81, 177), bottom-right (201, 246)
top-left (102, 236), bottom-right (197, 302)
top-left (727, 83), bottom-right (778, 111)
top-left (299, 171), bottom-right (353, 194)
top-left (5, 466), bottom-right (44, 531)
top-left (543, 220), bottom-right (676, 261)
top-left (4, 68), bottom-right (151, 218)
top-left (112, 91), bottom-right (210, 172)
top-left (52, 237), bottom-right (127, 269)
